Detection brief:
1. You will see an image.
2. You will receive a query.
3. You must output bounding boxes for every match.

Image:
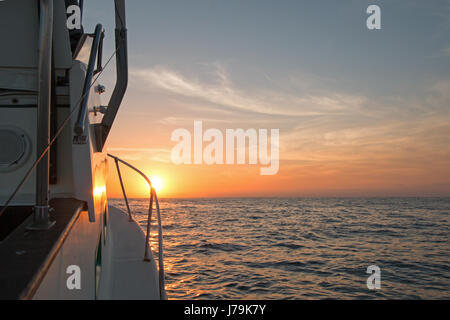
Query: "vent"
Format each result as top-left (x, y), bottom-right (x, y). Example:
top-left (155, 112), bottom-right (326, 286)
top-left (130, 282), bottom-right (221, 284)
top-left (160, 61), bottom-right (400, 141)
top-left (0, 126), bottom-right (31, 172)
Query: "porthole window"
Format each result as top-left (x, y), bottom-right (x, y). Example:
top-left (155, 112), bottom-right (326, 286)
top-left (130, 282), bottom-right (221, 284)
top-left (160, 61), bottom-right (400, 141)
top-left (0, 126), bottom-right (31, 172)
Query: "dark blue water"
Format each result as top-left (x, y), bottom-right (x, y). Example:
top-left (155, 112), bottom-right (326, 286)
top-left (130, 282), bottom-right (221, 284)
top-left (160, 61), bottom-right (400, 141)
top-left (110, 197), bottom-right (450, 299)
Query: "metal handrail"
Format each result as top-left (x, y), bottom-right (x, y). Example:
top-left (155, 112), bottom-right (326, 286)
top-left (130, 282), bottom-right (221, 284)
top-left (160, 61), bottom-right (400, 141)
top-left (107, 153), bottom-right (166, 299)
top-left (30, 0), bottom-right (54, 230)
top-left (74, 24), bottom-right (104, 136)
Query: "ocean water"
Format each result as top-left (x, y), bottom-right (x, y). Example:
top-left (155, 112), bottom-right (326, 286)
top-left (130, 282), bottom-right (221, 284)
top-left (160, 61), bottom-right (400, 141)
top-left (109, 197), bottom-right (450, 299)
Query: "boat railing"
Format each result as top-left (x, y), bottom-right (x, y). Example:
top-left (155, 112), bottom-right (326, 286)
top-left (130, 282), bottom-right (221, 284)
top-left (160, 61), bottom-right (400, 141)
top-left (74, 23), bottom-right (105, 137)
top-left (107, 153), bottom-right (166, 299)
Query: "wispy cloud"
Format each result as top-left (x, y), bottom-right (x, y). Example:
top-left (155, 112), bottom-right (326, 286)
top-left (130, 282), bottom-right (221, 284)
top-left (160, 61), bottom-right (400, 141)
top-left (127, 64), bottom-right (450, 180)
top-left (107, 147), bottom-right (171, 163)
top-left (130, 65), bottom-right (367, 118)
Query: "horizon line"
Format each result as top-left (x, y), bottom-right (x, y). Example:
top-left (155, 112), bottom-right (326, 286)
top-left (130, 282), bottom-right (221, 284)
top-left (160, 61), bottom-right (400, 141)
top-left (107, 195), bottom-right (450, 200)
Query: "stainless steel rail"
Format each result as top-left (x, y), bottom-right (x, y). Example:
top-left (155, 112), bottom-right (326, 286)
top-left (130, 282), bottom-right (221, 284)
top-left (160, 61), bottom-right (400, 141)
top-left (29, 0), bottom-right (55, 230)
top-left (74, 24), bottom-right (104, 136)
top-left (107, 154), bottom-right (166, 299)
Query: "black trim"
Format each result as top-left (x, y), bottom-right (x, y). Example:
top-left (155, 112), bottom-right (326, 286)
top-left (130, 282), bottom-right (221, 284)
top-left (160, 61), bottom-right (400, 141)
top-left (0, 104), bottom-right (70, 108)
top-left (0, 206), bottom-right (33, 242)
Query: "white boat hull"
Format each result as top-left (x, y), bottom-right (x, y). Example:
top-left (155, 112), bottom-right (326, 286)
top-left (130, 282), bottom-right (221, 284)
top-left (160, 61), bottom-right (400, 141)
top-left (33, 205), bottom-right (161, 300)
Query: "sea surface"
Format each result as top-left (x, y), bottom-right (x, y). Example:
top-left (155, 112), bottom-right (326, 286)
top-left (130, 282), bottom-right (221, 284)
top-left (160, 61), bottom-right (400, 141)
top-left (109, 197), bottom-right (450, 299)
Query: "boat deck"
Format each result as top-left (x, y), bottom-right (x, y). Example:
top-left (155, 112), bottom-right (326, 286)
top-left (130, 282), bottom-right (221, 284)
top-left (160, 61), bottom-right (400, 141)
top-left (0, 206), bottom-right (34, 242)
top-left (97, 206), bottom-right (161, 299)
top-left (0, 198), bottom-right (85, 299)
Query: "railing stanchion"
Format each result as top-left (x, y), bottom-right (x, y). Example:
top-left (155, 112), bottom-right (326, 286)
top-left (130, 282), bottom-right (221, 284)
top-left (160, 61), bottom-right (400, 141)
top-left (114, 158), bottom-right (132, 221)
top-left (153, 191), bottom-right (166, 299)
top-left (144, 188), bottom-right (153, 262)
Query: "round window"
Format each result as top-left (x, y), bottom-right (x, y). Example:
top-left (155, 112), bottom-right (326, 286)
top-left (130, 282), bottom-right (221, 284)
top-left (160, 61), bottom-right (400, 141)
top-left (0, 126), bottom-right (31, 172)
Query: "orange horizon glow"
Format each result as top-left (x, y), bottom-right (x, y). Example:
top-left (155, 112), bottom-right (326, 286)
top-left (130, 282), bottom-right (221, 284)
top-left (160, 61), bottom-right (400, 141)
top-left (104, 85), bottom-right (450, 200)
top-left (105, 152), bottom-right (450, 199)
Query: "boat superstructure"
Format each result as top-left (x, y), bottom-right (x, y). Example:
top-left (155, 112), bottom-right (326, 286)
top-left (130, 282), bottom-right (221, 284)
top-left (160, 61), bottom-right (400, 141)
top-left (0, 0), bottom-right (165, 299)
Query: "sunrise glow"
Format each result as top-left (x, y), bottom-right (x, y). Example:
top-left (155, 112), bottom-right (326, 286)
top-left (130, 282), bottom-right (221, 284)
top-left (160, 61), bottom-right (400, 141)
top-left (148, 175), bottom-right (165, 193)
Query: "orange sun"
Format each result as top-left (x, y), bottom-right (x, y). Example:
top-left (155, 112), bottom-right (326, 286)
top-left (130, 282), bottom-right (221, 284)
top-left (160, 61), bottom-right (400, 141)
top-left (148, 175), bottom-right (165, 193)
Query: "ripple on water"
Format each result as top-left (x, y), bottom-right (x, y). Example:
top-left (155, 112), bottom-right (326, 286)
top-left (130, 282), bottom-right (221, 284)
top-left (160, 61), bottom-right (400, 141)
top-left (110, 197), bottom-right (450, 299)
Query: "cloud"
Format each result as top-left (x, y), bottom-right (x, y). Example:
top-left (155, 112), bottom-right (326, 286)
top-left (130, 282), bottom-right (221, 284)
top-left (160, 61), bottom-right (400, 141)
top-left (107, 147), bottom-right (171, 163)
top-left (281, 106), bottom-right (450, 168)
top-left (128, 64), bottom-right (450, 177)
top-left (130, 65), bottom-right (367, 118)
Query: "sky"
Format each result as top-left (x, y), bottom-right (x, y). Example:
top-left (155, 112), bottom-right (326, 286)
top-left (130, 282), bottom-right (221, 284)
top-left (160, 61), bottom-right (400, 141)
top-left (82, 0), bottom-right (450, 198)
